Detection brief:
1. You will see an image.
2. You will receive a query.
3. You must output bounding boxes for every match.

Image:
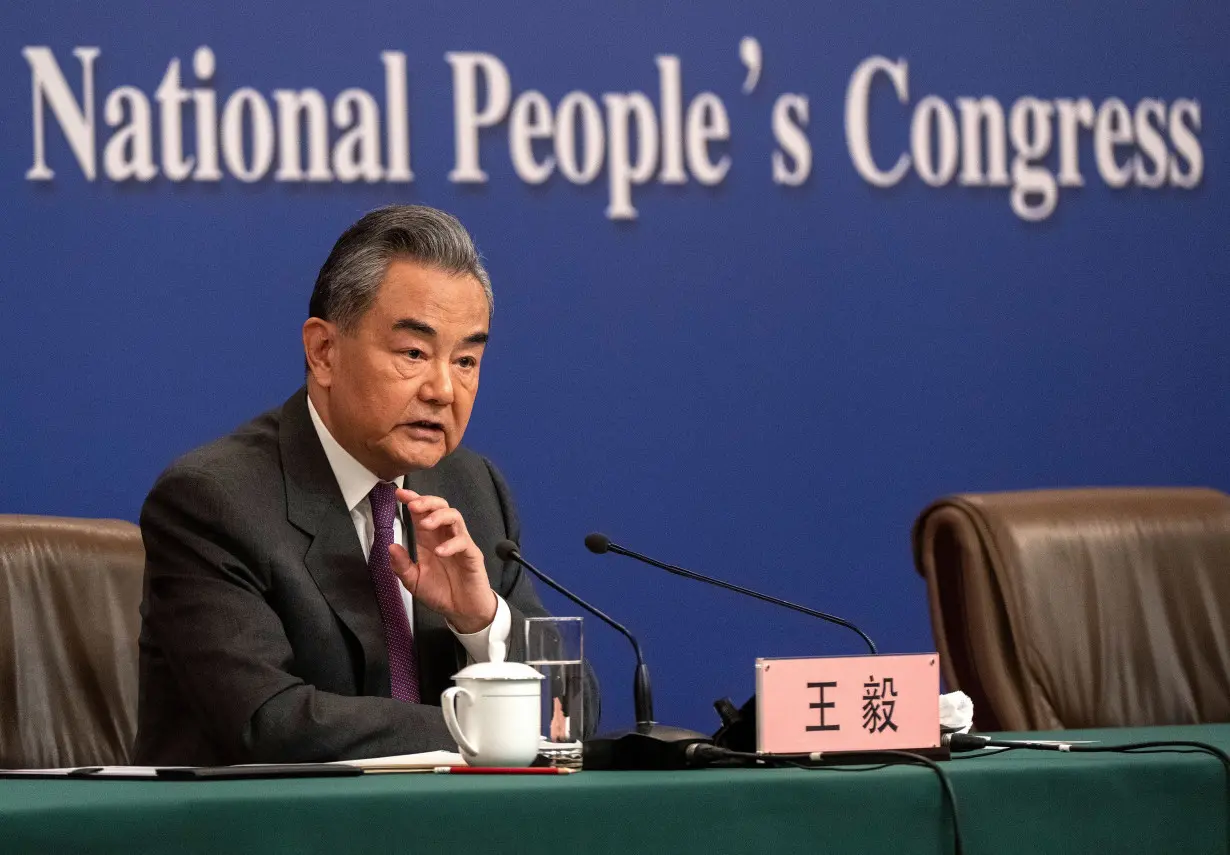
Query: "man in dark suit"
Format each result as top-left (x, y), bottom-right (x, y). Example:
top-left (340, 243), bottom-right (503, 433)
top-left (135, 205), bottom-right (597, 765)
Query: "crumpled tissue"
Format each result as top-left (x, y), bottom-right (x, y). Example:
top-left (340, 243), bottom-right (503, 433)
top-left (939, 691), bottom-right (973, 733)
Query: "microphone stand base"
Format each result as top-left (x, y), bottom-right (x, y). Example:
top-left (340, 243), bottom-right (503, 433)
top-left (583, 723), bottom-right (712, 770)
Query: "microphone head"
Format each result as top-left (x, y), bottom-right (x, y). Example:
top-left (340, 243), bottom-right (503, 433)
top-left (494, 540), bottom-right (520, 562)
top-left (584, 533), bottom-right (611, 554)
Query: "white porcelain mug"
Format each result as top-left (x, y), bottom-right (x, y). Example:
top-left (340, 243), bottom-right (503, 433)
top-left (441, 661), bottom-right (544, 767)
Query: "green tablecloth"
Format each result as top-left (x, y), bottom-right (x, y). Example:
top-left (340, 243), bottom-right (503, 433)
top-left (1, 724), bottom-right (1226, 854)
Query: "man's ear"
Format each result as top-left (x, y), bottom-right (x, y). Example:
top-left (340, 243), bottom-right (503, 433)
top-left (303, 318), bottom-right (338, 387)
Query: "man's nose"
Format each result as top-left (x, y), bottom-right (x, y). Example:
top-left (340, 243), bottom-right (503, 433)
top-left (418, 358), bottom-right (455, 405)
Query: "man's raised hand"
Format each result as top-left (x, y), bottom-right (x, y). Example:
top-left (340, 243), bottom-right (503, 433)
top-left (389, 488), bottom-right (497, 634)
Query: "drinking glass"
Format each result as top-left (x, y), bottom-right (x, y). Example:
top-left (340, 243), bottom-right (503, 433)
top-left (523, 616), bottom-right (584, 769)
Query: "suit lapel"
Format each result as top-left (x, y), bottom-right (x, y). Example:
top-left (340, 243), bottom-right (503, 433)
top-left (280, 388), bottom-right (389, 696)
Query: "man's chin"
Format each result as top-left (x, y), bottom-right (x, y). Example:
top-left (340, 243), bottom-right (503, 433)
top-left (382, 442), bottom-right (451, 474)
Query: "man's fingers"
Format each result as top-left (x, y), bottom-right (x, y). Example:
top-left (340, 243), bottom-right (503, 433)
top-left (388, 543), bottom-right (419, 592)
top-left (388, 542), bottom-right (412, 572)
top-left (432, 534), bottom-right (474, 558)
top-left (395, 488), bottom-right (450, 515)
top-left (402, 493), bottom-right (450, 516)
top-left (416, 507), bottom-right (467, 533)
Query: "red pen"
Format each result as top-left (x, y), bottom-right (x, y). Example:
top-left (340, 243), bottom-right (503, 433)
top-left (432, 766), bottom-right (576, 775)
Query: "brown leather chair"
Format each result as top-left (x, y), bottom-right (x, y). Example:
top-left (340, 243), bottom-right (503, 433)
top-left (912, 488), bottom-right (1230, 732)
top-left (0, 515), bottom-right (144, 767)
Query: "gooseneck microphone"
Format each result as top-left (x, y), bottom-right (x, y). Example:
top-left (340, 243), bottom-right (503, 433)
top-left (494, 540), bottom-right (711, 769)
top-left (583, 532), bottom-right (878, 655)
top-left (494, 539), bottom-right (653, 727)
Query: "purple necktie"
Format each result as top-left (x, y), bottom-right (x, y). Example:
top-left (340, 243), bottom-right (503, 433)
top-left (368, 481), bottom-right (421, 703)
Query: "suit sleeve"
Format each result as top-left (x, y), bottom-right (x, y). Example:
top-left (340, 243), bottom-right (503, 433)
top-left (140, 465), bottom-right (453, 763)
top-left (482, 458), bottom-right (603, 736)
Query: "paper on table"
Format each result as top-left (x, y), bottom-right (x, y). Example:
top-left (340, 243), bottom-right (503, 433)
top-left (0, 766), bottom-right (164, 777)
top-left (333, 750), bottom-right (466, 771)
top-left (1, 751), bottom-right (468, 778)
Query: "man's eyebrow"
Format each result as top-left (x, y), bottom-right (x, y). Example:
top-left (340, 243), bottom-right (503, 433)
top-left (392, 318), bottom-right (488, 346)
top-left (392, 318), bottom-right (436, 336)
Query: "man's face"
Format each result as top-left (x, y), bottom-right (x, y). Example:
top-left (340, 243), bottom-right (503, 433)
top-left (313, 258), bottom-right (489, 478)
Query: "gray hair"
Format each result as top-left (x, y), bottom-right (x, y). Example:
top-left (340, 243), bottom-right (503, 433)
top-left (309, 205), bottom-right (492, 331)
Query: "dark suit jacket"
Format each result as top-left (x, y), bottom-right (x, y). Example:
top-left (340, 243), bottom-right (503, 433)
top-left (135, 388), bottom-right (598, 765)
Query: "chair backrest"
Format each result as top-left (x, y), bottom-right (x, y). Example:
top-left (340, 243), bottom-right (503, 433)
top-left (0, 515), bottom-right (144, 767)
top-left (912, 488), bottom-right (1230, 732)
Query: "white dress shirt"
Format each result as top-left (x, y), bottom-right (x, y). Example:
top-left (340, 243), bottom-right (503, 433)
top-left (307, 396), bottom-right (510, 663)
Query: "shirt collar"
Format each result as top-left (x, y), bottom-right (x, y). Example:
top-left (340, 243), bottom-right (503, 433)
top-left (306, 394), bottom-right (404, 512)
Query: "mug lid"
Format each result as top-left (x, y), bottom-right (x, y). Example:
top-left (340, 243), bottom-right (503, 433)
top-left (452, 661), bottom-right (545, 681)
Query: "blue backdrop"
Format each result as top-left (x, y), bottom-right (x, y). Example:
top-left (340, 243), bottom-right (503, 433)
top-left (3, 1), bottom-right (1227, 733)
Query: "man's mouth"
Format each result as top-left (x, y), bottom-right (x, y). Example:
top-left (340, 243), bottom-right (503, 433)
top-left (403, 419), bottom-right (445, 434)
